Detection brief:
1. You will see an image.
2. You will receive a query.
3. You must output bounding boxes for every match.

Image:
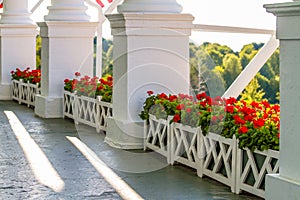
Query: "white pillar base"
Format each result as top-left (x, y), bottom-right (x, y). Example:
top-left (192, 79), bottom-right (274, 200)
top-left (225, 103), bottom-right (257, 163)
top-left (105, 117), bottom-right (144, 149)
top-left (266, 174), bottom-right (300, 200)
top-left (34, 95), bottom-right (63, 118)
top-left (0, 84), bottom-right (11, 100)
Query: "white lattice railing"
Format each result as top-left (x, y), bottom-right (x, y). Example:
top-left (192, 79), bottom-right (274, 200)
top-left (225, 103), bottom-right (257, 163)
top-left (63, 91), bottom-right (112, 132)
top-left (171, 123), bottom-right (201, 171)
top-left (96, 98), bottom-right (113, 132)
top-left (63, 91), bottom-right (76, 119)
top-left (11, 79), bottom-right (41, 107)
top-left (200, 132), bottom-right (237, 193)
top-left (74, 95), bottom-right (98, 128)
top-left (144, 119), bottom-right (279, 198)
top-left (144, 114), bottom-right (172, 164)
top-left (236, 148), bottom-right (279, 198)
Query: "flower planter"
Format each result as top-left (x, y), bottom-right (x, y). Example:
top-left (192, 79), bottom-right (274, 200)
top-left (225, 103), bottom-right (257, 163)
top-left (235, 148), bottom-right (279, 198)
top-left (171, 123), bottom-right (201, 171)
top-left (199, 132), bottom-right (237, 193)
top-left (63, 91), bottom-right (76, 119)
top-left (63, 91), bottom-right (113, 132)
top-left (144, 114), bottom-right (173, 163)
top-left (74, 95), bottom-right (98, 128)
top-left (11, 79), bottom-right (40, 107)
top-left (95, 97), bottom-right (113, 133)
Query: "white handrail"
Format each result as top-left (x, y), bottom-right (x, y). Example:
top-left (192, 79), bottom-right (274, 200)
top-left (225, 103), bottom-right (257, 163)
top-left (31, 0), bottom-right (47, 13)
top-left (104, 0), bottom-right (123, 16)
top-left (193, 24), bottom-right (275, 35)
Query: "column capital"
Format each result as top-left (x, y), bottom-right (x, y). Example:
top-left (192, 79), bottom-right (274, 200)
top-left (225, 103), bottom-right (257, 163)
top-left (265, 2), bottom-right (300, 39)
top-left (44, 0), bottom-right (90, 22)
top-left (0, 0), bottom-right (34, 24)
top-left (117, 0), bottom-right (183, 14)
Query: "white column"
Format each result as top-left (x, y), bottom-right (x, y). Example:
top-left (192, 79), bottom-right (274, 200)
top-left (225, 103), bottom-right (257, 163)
top-left (0, 0), bottom-right (34, 24)
top-left (34, 0), bottom-right (97, 118)
top-left (105, 0), bottom-right (194, 149)
top-left (45, 0), bottom-right (90, 21)
top-left (0, 0), bottom-right (37, 100)
top-left (264, 1), bottom-right (300, 199)
top-left (117, 0), bottom-right (183, 13)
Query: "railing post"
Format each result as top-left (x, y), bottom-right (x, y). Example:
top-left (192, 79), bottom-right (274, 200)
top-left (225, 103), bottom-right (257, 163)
top-left (105, 0), bottom-right (194, 149)
top-left (0, 0), bottom-right (38, 100)
top-left (34, 0), bottom-right (97, 118)
top-left (264, 1), bottom-right (300, 199)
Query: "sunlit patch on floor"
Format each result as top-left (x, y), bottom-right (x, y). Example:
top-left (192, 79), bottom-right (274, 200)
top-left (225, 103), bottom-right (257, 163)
top-left (4, 111), bottom-right (65, 192)
top-left (66, 136), bottom-right (144, 200)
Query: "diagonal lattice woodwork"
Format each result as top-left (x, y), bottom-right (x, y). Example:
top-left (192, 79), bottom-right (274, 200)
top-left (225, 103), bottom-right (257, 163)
top-left (74, 95), bottom-right (97, 128)
top-left (11, 80), bottom-right (20, 101)
top-left (236, 148), bottom-right (279, 198)
top-left (19, 81), bottom-right (29, 105)
top-left (11, 80), bottom-right (40, 107)
top-left (63, 91), bottom-right (75, 119)
top-left (171, 123), bottom-right (200, 170)
top-left (27, 83), bottom-right (40, 107)
top-left (95, 99), bottom-right (112, 133)
top-left (200, 132), bottom-right (237, 192)
top-left (144, 114), bottom-right (172, 163)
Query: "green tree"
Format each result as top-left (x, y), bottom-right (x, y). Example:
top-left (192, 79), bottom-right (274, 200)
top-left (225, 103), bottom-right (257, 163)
top-left (240, 77), bottom-right (265, 102)
top-left (36, 35), bottom-right (42, 69)
top-left (222, 53), bottom-right (242, 89)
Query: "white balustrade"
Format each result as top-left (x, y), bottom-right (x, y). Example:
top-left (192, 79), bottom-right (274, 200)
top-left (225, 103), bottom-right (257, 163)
top-left (11, 79), bottom-right (41, 107)
top-left (63, 91), bottom-right (112, 132)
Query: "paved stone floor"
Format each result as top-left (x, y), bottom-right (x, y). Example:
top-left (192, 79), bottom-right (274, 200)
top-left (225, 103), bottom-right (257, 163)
top-left (0, 101), bottom-right (263, 200)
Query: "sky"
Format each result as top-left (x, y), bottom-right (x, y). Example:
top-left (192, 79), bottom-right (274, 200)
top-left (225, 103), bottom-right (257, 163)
top-left (29, 0), bottom-right (292, 51)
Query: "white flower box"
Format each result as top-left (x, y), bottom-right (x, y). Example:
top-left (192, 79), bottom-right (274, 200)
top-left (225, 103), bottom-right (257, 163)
top-left (235, 148), bottom-right (279, 198)
top-left (11, 79), bottom-right (40, 107)
top-left (144, 114), bottom-right (172, 163)
top-left (95, 97), bottom-right (113, 133)
top-left (171, 123), bottom-right (201, 171)
top-left (63, 91), bottom-right (76, 119)
top-left (74, 95), bottom-right (98, 128)
top-left (199, 132), bottom-right (237, 193)
top-left (63, 92), bottom-right (113, 132)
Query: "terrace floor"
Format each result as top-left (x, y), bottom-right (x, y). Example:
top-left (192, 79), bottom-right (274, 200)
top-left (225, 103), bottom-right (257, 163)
top-left (0, 100), bottom-right (263, 200)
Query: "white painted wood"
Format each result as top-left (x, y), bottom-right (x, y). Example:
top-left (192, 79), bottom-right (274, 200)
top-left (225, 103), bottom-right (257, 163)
top-left (193, 24), bottom-right (274, 35)
top-left (144, 114), bottom-right (172, 163)
top-left (200, 132), bottom-right (237, 193)
top-left (11, 79), bottom-right (41, 107)
top-left (63, 91), bottom-right (75, 119)
top-left (35, 21), bottom-right (97, 118)
top-left (45, 0), bottom-right (90, 21)
top-left (0, 0), bottom-right (34, 24)
top-left (106, 12), bottom-right (193, 149)
top-left (117, 0), bottom-right (182, 14)
top-left (236, 148), bottom-right (279, 198)
top-left (95, 98), bottom-right (113, 132)
top-left (74, 95), bottom-right (98, 128)
top-left (171, 123), bottom-right (200, 170)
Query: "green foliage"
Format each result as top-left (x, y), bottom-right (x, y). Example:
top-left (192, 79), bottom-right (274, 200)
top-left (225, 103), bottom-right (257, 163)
top-left (36, 35), bottom-right (42, 69)
top-left (222, 53), bottom-right (242, 89)
top-left (240, 78), bottom-right (265, 103)
top-left (189, 42), bottom-right (280, 103)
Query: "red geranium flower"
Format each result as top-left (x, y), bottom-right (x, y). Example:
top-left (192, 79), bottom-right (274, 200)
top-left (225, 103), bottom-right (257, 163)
top-left (239, 126), bottom-right (248, 134)
top-left (147, 90), bottom-right (154, 96)
top-left (75, 72), bottom-right (81, 76)
top-left (173, 114), bottom-right (181, 123)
